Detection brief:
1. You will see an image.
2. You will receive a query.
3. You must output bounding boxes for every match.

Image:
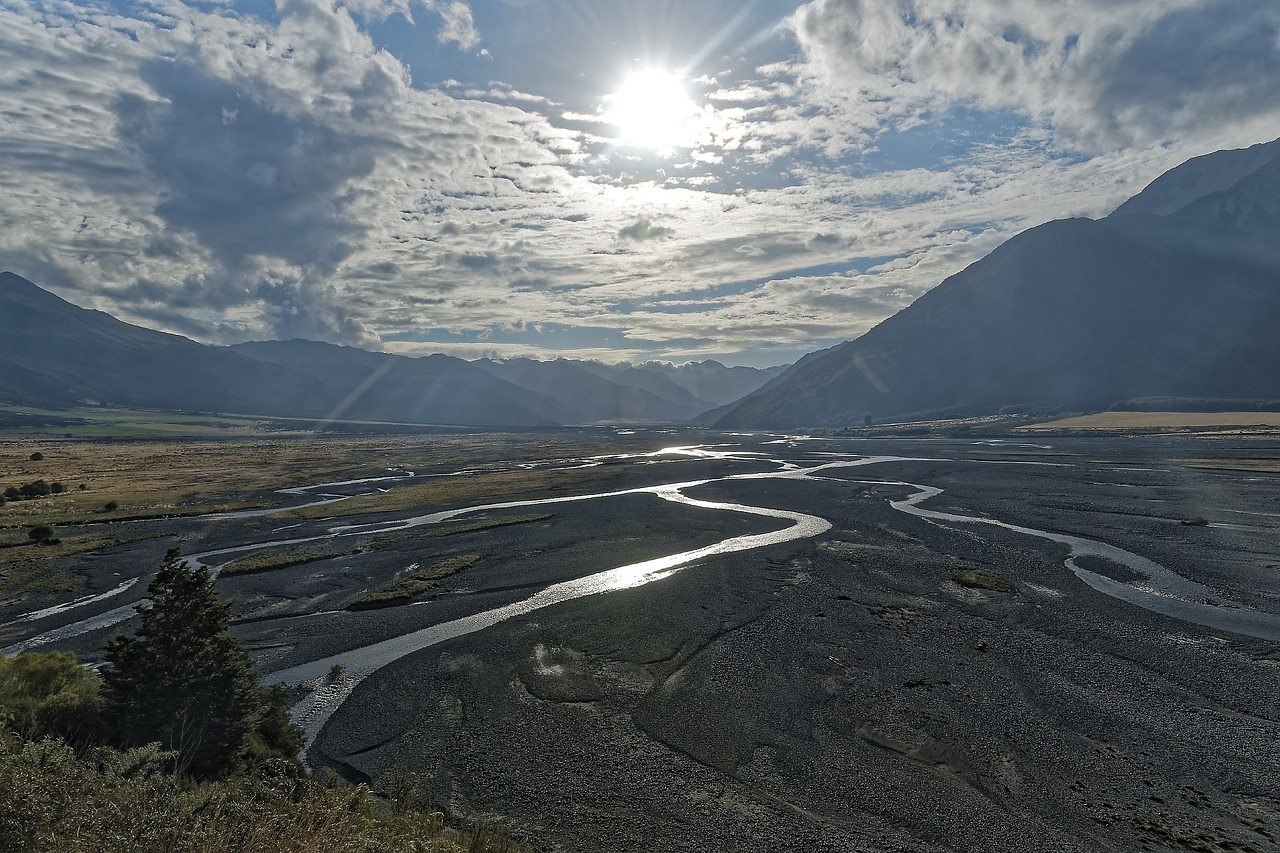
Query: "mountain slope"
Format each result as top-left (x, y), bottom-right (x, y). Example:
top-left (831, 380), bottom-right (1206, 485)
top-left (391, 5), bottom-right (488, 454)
top-left (572, 361), bottom-right (715, 413)
top-left (0, 272), bottom-right (332, 417)
top-left (635, 360), bottom-right (788, 408)
top-left (230, 340), bottom-right (565, 426)
top-left (472, 358), bottom-right (701, 423)
top-left (715, 138), bottom-right (1280, 429)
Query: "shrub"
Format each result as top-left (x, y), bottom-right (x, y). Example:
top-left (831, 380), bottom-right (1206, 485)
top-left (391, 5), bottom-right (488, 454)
top-left (0, 651), bottom-right (105, 747)
top-left (952, 566), bottom-right (1017, 594)
top-left (29, 452), bottom-right (43, 461)
top-left (244, 685), bottom-right (305, 768)
top-left (27, 525), bottom-right (55, 544)
top-left (103, 500), bottom-right (119, 512)
top-left (0, 734), bottom-right (530, 853)
top-left (6, 481), bottom-right (52, 501)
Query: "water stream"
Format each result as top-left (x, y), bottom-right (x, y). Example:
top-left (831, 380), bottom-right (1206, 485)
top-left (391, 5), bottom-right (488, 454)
top-left (889, 482), bottom-right (1280, 642)
top-left (262, 486), bottom-right (830, 741)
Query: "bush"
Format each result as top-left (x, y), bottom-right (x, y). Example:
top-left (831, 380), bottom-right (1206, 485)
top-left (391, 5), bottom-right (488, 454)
top-left (0, 651), bottom-right (105, 748)
top-left (5, 481), bottom-right (57, 502)
top-left (952, 567), bottom-right (1017, 593)
top-left (27, 525), bottom-right (55, 544)
top-left (29, 452), bottom-right (43, 461)
top-left (103, 501), bottom-right (119, 512)
top-left (0, 734), bottom-right (530, 853)
top-left (244, 686), bottom-right (305, 767)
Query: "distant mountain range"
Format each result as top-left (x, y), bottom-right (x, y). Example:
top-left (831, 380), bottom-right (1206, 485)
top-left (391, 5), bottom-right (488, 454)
top-left (715, 137), bottom-right (1280, 428)
top-left (0, 273), bottom-right (784, 426)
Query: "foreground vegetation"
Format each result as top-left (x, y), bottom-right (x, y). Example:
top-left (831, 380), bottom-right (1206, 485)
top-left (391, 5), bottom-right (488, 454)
top-left (0, 549), bottom-right (531, 852)
top-left (0, 735), bottom-right (528, 853)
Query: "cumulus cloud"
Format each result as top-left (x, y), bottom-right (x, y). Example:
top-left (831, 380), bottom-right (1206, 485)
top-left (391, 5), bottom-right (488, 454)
top-left (618, 216), bottom-right (674, 241)
top-left (786, 0), bottom-right (1280, 152)
top-left (0, 0), bottom-right (574, 346)
top-left (116, 62), bottom-right (376, 274)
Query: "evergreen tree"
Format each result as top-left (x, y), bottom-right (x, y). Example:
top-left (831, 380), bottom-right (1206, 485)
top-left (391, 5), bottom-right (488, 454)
top-left (103, 549), bottom-right (262, 779)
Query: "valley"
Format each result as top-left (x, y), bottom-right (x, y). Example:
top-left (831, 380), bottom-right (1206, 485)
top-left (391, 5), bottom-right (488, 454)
top-left (2, 429), bottom-right (1278, 851)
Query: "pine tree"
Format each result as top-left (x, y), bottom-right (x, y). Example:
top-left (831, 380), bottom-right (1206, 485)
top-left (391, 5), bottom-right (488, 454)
top-left (103, 549), bottom-right (262, 779)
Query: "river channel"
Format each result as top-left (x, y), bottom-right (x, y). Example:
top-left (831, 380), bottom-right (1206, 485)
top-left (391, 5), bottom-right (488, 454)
top-left (3, 437), bottom-right (1277, 754)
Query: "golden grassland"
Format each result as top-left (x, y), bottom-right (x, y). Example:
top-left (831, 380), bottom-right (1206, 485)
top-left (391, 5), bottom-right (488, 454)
top-left (279, 467), bottom-right (629, 520)
top-left (0, 532), bottom-right (172, 603)
top-left (1021, 411), bottom-right (1280, 431)
top-left (219, 548), bottom-right (345, 576)
top-left (0, 432), bottom-right (647, 530)
top-left (951, 566), bottom-right (1018, 593)
top-left (0, 557), bottom-right (84, 604)
top-left (0, 440), bottom-right (322, 526)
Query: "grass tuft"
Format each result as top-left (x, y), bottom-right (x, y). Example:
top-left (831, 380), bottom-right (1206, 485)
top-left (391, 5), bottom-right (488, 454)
top-left (349, 555), bottom-right (481, 610)
top-left (951, 567), bottom-right (1017, 594)
top-left (219, 549), bottom-right (343, 576)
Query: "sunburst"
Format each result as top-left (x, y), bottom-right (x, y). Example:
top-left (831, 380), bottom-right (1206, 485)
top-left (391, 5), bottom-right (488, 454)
top-left (604, 68), bottom-right (699, 153)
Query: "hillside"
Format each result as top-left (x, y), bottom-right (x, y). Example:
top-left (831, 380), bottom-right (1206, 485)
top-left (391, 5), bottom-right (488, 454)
top-left (715, 137), bottom-right (1280, 429)
top-left (0, 273), bottom-right (332, 418)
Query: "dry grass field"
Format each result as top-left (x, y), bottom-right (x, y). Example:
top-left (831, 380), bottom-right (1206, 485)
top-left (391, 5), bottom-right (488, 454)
top-left (0, 431), bottom-right (664, 530)
top-left (0, 440), bottom-right (369, 528)
top-left (1022, 411), bottom-right (1280, 430)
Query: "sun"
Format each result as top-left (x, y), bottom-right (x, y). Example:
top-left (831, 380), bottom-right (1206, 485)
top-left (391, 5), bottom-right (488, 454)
top-left (604, 68), bottom-right (699, 153)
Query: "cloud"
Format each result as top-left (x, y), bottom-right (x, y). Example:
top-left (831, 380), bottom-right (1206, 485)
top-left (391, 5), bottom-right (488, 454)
top-left (430, 1), bottom-right (480, 50)
top-left (116, 61), bottom-right (376, 274)
top-left (786, 0), bottom-right (1280, 151)
top-left (331, 0), bottom-right (480, 52)
top-left (618, 216), bottom-right (674, 241)
top-left (0, 0), bottom-right (577, 347)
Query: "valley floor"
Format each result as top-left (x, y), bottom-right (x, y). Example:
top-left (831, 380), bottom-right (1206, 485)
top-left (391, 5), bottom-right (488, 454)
top-left (2, 429), bottom-right (1278, 852)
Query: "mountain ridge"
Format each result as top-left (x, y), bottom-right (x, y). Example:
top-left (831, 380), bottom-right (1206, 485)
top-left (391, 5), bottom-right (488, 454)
top-left (0, 273), bottom-right (782, 426)
top-left (714, 137), bottom-right (1280, 429)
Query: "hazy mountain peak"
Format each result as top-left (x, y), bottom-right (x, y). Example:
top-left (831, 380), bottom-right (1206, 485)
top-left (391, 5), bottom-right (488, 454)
top-left (1111, 136), bottom-right (1280, 218)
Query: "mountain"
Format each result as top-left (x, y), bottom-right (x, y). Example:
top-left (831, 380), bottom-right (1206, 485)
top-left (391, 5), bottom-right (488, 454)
top-left (229, 340), bottom-right (565, 426)
top-left (0, 273), bottom-right (782, 426)
top-left (472, 358), bottom-right (704, 423)
top-left (573, 361), bottom-right (714, 413)
top-left (633, 360), bottom-right (788, 408)
top-left (0, 272), bottom-right (332, 417)
top-left (715, 137), bottom-right (1280, 429)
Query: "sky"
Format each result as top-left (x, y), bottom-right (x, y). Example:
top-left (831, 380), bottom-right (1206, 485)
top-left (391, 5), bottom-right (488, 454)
top-left (2, 0), bottom-right (1278, 367)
